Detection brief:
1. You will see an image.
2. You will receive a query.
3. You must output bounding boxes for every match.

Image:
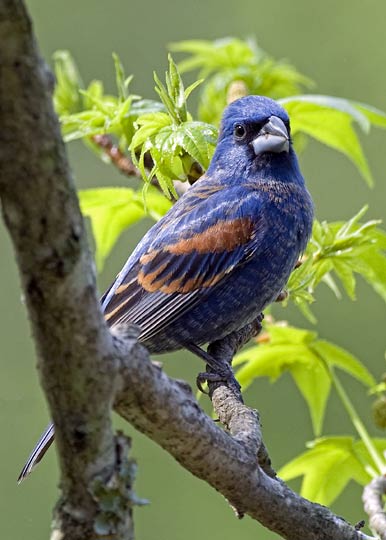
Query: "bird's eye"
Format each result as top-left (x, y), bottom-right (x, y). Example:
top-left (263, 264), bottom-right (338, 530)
top-left (233, 123), bottom-right (247, 140)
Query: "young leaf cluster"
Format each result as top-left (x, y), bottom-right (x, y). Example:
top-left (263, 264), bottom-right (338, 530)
top-left (53, 51), bottom-right (217, 265)
top-left (171, 37), bottom-right (312, 125)
top-left (53, 50), bottom-right (164, 150)
top-left (287, 206), bottom-right (386, 321)
top-left (130, 56), bottom-right (217, 198)
top-left (279, 436), bottom-right (386, 506)
top-left (234, 323), bottom-right (374, 437)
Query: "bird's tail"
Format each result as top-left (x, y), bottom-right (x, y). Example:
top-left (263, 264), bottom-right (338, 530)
top-left (17, 423), bottom-right (55, 483)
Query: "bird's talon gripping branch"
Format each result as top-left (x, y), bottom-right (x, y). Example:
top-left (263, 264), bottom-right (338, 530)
top-left (196, 370), bottom-right (242, 397)
top-left (186, 342), bottom-right (242, 396)
top-left (196, 372), bottom-right (220, 393)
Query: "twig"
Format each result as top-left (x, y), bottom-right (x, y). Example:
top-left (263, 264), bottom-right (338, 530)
top-left (113, 326), bottom-right (373, 540)
top-left (227, 80), bottom-right (249, 104)
top-left (91, 134), bottom-right (191, 197)
top-left (363, 475), bottom-right (386, 539)
top-left (206, 315), bottom-right (276, 480)
top-left (92, 134), bottom-right (141, 177)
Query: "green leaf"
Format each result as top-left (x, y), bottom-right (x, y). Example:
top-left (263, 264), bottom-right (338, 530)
top-left (281, 98), bottom-right (373, 186)
top-left (290, 357), bottom-right (331, 436)
top-left (184, 79), bottom-right (204, 100)
top-left (280, 95), bottom-right (371, 132)
top-left (235, 343), bottom-right (312, 383)
top-left (79, 187), bottom-right (144, 270)
top-left (354, 250), bottom-right (386, 302)
top-left (79, 186), bottom-right (171, 270)
top-left (332, 260), bottom-right (356, 299)
top-left (171, 37), bottom-right (311, 125)
top-left (268, 325), bottom-right (317, 345)
top-left (354, 102), bottom-right (386, 129)
top-left (235, 323), bottom-right (374, 436)
top-left (174, 122), bottom-right (217, 168)
top-left (235, 326), bottom-right (330, 435)
top-left (153, 55), bottom-right (192, 124)
top-left (321, 272), bottom-right (341, 299)
top-left (311, 259), bottom-right (334, 292)
top-left (53, 50), bottom-right (84, 116)
top-left (83, 80), bottom-right (104, 109)
top-left (335, 204), bottom-right (369, 238)
top-left (60, 110), bottom-right (108, 142)
top-left (286, 255), bottom-right (316, 320)
top-left (287, 209), bottom-right (386, 318)
top-left (171, 38), bottom-right (257, 75)
top-left (52, 53), bottom-right (145, 149)
top-left (278, 437), bottom-right (371, 505)
top-left (131, 111), bottom-right (217, 197)
top-left (311, 340), bottom-right (375, 387)
top-left (355, 438), bottom-right (386, 470)
top-left (143, 185), bottom-right (173, 220)
top-left (131, 112), bottom-right (172, 150)
top-left (130, 99), bottom-right (166, 118)
top-left (113, 52), bottom-right (132, 101)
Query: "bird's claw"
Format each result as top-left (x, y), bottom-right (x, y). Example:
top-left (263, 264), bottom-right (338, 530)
top-left (196, 371), bottom-right (222, 393)
top-left (196, 371), bottom-right (242, 396)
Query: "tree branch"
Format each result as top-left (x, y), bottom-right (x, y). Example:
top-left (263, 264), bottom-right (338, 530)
top-left (92, 134), bottom-right (142, 178)
top-left (0, 2), bottom-right (377, 540)
top-left (0, 2), bottom-right (134, 538)
top-left (114, 328), bottom-right (373, 540)
top-left (90, 134), bottom-right (190, 197)
top-left (363, 475), bottom-right (386, 539)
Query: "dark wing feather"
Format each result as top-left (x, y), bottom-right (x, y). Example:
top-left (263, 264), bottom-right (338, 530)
top-left (17, 423), bottom-right (55, 483)
top-left (101, 182), bottom-right (264, 342)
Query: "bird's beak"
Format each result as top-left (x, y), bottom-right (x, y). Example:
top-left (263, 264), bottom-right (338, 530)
top-left (252, 116), bottom-right (290, 155)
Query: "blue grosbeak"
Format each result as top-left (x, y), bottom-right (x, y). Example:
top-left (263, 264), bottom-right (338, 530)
top-left (18, 95), bottom-right (313, 481)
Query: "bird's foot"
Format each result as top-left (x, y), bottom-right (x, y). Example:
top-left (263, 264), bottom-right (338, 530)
top-left (186, 342), bottom-right (242, 398)
top-left (196, 369), bottom-right (241, 396)
top-left (186, 313), bottom-right (264, 402)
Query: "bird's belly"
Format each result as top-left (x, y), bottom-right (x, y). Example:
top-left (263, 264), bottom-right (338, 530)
top-left (141, 249), bottom-right (297, 354)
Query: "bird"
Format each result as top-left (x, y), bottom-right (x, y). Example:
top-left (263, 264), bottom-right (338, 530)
top-left (18, 95), bottom-right (314, 482)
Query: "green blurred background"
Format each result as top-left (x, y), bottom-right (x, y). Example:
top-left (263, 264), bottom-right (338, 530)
top-left (1, 0), bottom-right (386, 538)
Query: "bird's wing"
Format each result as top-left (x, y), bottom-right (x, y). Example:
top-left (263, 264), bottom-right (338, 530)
top-left (101, 182), bottom-right (265, 341)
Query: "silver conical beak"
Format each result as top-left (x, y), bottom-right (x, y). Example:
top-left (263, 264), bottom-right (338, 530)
top-left (252, 116), bottom-right (290, 155)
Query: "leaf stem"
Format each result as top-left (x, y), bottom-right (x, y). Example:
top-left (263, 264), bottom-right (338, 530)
top-left (329, 366), bottom-right (385, 474)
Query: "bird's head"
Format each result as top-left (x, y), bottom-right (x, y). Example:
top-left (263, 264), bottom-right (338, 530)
top-left (209, 95), bottom-right (300, 184)
top-left (219, 95), bottom-right (290, 154)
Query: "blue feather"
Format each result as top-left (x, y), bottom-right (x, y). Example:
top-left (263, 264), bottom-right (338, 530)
top-left (18, 95), bottom-right (314, 481)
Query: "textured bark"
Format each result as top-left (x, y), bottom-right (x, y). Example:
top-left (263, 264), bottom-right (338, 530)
top-left (114, 330), bottom-right (374, 540)
top-left (0, 1), bottom-right (378, 539)
top-left (363, 476), bottom-right (386, 539)
top-left (0, 2), bottom-right (134, 539)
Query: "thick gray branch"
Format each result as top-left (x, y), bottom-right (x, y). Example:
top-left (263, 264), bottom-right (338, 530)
top-left (114, 331), bottom-right (373, 540)
top-left (0, 2), bottom-right (133, 539)
top-left (0, 2), bottom-right (377, 540)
